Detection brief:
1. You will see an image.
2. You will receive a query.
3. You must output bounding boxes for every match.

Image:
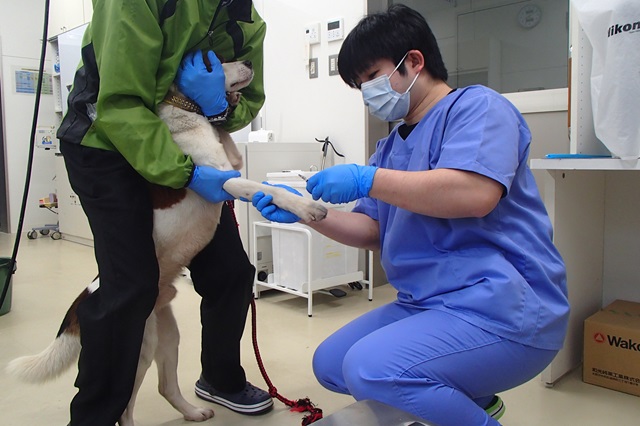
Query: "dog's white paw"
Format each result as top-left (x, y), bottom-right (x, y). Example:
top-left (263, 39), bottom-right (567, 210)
top-left (298, 200), bottom-right (328, 222)
top-left (184, 407), bottom-right (215, 422)
top-left (271, 189), bottom-right (328, 223)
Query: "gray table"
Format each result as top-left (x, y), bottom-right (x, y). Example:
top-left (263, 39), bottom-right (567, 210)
top-left (313, 399), bottom-right (435, 426)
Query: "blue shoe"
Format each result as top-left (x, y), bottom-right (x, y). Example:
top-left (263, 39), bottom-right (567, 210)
top-left (195, 376), bottom-right (273, 415)
top-left (484, 395), bottom-right (505, 420)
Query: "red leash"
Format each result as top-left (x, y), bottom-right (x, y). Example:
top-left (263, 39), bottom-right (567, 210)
top-left (226, 201), bottom-right (323, 425)
top-left (250, 299), bottom-right (324, 425)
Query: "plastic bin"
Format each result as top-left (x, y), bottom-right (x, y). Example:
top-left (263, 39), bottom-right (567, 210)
top-left (0, 258), bottom-right (16, 316)
top-left (267, 171), bottom-right (359, 292)
top-left (271, 223), bottom-right (359, 292)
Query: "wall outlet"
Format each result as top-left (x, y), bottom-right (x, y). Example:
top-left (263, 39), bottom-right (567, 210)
top-left (304, 22), bottom-right (321, 45)
top-left (328, 54), bottom-right (339, 76)
top-left (309, 58), bottom-right (319, 79)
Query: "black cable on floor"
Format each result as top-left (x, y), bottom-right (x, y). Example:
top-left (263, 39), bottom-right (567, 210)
top-left (0, 0), bottom-right (50, 311)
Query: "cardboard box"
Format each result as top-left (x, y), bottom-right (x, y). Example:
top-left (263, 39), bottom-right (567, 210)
top-left (583, 299), bottom-right (640, 396)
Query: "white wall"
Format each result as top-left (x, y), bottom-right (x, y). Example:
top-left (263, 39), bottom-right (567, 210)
top-left (1, 0), bottom-right (59, 234)
top-left (256, 0), bottom-right (369, 164)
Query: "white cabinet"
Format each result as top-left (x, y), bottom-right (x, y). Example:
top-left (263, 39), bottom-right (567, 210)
top-left (48, 0), bottom-right (85, 38)
top-left (531, 159), bottom-right (640, 385)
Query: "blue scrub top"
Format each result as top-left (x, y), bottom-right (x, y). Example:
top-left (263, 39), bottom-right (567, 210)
top-left (353, 85), bottom-right (569, 350)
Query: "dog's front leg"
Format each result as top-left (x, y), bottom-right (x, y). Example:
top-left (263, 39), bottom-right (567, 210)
top-left (223, 178), bottom-right (328, 222)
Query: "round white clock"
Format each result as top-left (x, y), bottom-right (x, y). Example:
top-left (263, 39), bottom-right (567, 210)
top-left (517, 4), bottom-right (542, 29)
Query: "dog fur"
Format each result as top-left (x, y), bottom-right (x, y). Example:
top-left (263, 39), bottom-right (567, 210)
top-left (7, 60), bottom-right (327, 425)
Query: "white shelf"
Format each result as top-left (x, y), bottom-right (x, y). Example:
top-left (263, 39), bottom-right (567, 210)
top-left (252, 221), bottom-right (370, 317)
top-left (531, 157), bottom-right (640, 171)
top-left (534, 163), bottom-right (640, 385)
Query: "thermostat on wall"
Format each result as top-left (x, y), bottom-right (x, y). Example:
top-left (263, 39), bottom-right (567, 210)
top-left (326, 18), bottom-right (344, 42)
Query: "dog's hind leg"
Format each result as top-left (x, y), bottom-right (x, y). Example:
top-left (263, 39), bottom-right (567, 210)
top-left (155, 304), bottom-right (215, 421)
top-left (119, 314), bottom-right (158, 426)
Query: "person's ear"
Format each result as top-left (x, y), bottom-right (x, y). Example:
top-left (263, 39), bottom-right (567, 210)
top-left (406, 50), bottom-right (425, 74)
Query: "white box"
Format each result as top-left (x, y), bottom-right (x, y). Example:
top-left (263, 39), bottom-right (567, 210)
top-left (267, 171), bottom-right (359, 292)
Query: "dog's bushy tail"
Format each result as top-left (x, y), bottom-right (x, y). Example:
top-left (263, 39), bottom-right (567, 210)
top-left (6, 284), bottom-right (94, 383)
top-left (7, 333), bottom-right (81, 383)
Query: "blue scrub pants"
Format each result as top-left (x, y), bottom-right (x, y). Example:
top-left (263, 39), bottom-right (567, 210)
top-left (313, 302), bottom-right (558, 426)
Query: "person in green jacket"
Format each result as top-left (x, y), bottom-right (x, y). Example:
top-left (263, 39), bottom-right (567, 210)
top-left (56, 1), bottom-right (272, 424)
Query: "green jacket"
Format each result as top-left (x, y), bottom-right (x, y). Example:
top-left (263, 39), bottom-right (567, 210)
top-left (57, 0), bottom-right (266, 188)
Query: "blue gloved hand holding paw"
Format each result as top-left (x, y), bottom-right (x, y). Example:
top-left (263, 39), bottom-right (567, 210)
top-left (306, 164), bottom-right (378, 204)
top-left (176, 50), bottom-right (228, 116)
top-left (187, 165), bottom-right (240, 203)
top-left (251, 183), bottom-right (302, 223)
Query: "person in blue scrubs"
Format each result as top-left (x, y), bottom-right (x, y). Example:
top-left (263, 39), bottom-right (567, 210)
top-left (251, 4), bottom-right (569, 425)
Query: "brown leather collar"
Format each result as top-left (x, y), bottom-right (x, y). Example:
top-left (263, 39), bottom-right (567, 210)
top-left (162, 94), bottom-right (204, 115)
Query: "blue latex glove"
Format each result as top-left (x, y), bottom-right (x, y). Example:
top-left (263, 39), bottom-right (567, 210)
top-left (306, 164), bottom-right (378, 204)
top-left (251, 183), bottom-right (302, 223)
top-left (187, 165), bottom-right (240, 203)
top-left (175, 50), bottom-right (228, 116)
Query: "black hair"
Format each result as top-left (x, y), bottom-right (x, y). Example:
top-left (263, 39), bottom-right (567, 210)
top-left (338, 3), bottom-right (448, 88)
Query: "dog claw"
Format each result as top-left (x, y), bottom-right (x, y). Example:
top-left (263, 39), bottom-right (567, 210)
top-left (184, 407), bottom-right (215, 422)
top-left (313, 206), bottom-right (328, 221)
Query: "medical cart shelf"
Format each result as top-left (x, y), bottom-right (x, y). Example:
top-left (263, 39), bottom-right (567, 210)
top-left (252, 221), bottom-right (372, 317)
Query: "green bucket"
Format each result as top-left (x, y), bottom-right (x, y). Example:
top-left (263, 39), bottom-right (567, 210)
top-left (0, 257), bottom-right (16, 316)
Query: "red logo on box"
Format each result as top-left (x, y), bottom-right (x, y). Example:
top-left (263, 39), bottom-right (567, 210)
top-left (594, 332), bottom-right (605, 343)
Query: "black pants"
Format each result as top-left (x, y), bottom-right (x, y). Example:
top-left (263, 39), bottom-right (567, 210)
top-left (61, 142), bottom-right (254, 426)
top-left (190, 198), bottom-right (255, 391)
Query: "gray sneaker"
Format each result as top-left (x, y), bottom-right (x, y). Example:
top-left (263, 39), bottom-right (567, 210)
top-left (195, 376), bottom-right (274, 415)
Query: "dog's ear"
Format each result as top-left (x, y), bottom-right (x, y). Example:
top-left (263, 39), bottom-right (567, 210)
top-left (201, 51), bottom-right (227, 72)
top-left (215, 53), bottom-right (226, 64)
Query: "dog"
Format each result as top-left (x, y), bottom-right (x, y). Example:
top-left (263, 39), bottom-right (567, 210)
top-left (7, 57), bottom-right (328, 425)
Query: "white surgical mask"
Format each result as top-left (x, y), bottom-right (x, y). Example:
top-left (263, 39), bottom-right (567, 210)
top-left (361, 52), bottom-right (419, 122)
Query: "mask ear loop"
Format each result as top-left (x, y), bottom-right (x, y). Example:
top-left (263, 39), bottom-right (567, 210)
top-left (404, 72), bottom-right (420, 94)
top-left (390, 52), bottom-right (419, 94)
top-left (389, 51), bottom-right (411, 79)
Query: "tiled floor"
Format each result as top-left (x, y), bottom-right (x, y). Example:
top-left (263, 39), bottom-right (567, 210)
top-left (1, 232), bottom-right (640, 425)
